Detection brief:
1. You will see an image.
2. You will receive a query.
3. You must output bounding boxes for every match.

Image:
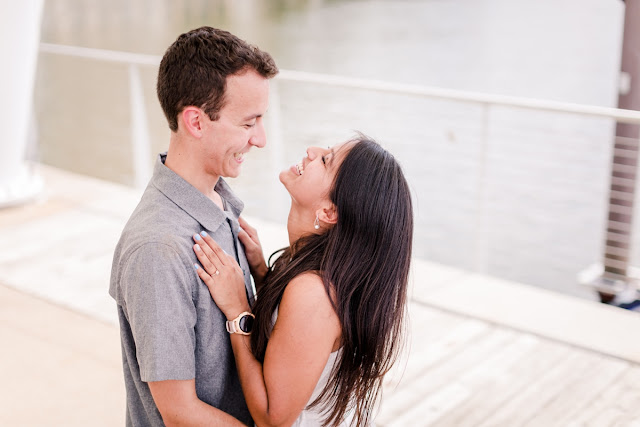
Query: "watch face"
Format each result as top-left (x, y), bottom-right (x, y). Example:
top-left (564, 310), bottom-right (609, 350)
top-left (239, 314), bottom-right (254, 333)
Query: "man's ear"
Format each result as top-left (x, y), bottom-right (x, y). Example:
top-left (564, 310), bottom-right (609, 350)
top-left (317, 205), bottom-right (338, 225)
top-left (180, 107), bottom-right (204, 138)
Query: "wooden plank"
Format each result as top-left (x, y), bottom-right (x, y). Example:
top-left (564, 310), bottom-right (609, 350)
top-left (38, 164), bottom-right (141, 219)
top-left (428, 336), bottom-right (573, 427)
top-left (385, 310), bottom-right (492, 390)
top-left (420, 273), bottom-right (640, 364)
top-left (476, 349), bottom-right (605, 426)
top-left (0, 209), bottom-right (123, 323)
top-left (0, 285), bottom-right (124, 427)
top-left (378, 327), bottom-right (516, 425)
top-left (566, 364), bottom-right (640, 426)
top-left (385, 305), bottom-right (476, 387)
top-left (0, 209), bottom-right (122, 263)
top-left (385, 381), bottom-right (472, 427)
top-left (384, 332), bottom-right (543, 426)
top-left (0, 198), bottom-right (72, 228)
top-left (524, 355), bottom-right (630, 426)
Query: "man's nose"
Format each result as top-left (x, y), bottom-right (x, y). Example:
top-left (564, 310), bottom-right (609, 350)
top-left (249, 121), bottom-right (267, 148)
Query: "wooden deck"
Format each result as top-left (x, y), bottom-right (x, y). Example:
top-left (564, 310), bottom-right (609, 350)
top-left (1, 164), bottom-right (640, 426)
top-left (378, 303), bottom-right (640, 426)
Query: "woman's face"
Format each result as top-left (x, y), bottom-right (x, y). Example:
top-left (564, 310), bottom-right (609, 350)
top-left (279, 141), bottom-right (352, 210)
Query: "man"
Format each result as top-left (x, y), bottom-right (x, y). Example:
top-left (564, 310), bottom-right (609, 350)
top-left (110, 27), bottom-right (278, 426)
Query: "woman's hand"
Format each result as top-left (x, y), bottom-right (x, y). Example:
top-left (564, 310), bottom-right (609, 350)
top-left (238, 217), bottom-right (268, 288)
top-left (193, 232), bottom-right (250, 319)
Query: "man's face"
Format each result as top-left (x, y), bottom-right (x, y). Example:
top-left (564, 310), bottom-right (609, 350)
top-left (200, 69), bottom-right (270, 179)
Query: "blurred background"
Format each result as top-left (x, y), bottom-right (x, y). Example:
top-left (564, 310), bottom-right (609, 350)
top-left (3, 1), bottom-right (640, 425)
top-left (27, 0), bottom-right (637, 301)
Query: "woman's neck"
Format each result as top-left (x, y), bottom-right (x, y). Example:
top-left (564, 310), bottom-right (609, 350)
top-left (286, 206), bottom-right (316, 245)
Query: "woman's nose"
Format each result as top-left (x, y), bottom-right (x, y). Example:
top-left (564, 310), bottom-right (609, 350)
top-left (306, 147), bottom-right (315, 160)
top-left (306, 146), bottom-right (322, 160)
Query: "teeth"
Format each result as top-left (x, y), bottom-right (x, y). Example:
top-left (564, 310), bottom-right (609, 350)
top-left (234, 153), bottom-right (244, 160)
top-left (296, 161), bottom-right (304, 175)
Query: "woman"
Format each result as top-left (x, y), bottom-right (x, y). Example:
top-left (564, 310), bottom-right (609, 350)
top-left (193, 135), bottom-right (413, 426)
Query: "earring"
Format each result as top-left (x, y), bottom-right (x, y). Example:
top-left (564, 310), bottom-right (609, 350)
top-left (314, 214), bottom-right (320, 230)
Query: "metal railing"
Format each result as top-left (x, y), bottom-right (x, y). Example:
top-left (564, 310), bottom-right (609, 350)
top-left (37, 43), bottom-right (640, 297)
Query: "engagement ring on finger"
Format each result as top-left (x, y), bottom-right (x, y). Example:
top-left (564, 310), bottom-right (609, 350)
top-left (215, 270), bottom-right (220, 275)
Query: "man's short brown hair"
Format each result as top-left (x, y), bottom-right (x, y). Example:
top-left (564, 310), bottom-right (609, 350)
top-left (157, 26), bottom-right (278, 132)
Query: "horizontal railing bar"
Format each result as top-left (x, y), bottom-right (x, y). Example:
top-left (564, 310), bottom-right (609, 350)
top-left (607, 204), bottom-right (634, 214)
top-left (277, 70), bottom-right (640, 124)
top-left (605, 245), bottom-right (632, 258)
top-left (612, 163), bottom-right (637, 179)
top-left (604, 257), bottom-right (631, 270)
top-left (606, 235), bottom-right (632, 245)
top-left (39, 42), bottom-right (640, 125)
top-left (607, 220), bottom-right (633, 230)
top-left (609, 190), bottom-right (636, 201)
top-left (607, 228), bottom-right (632, 237)
top-left (605, 231), bottom-right (631, 239)
top-left (606, 237), bottom-right (632, 246)
top-left (612, 153), bottom-right (640, 161)
top-left (610, 173), bottom-right (637, 184)
top-left (40, 42), bottom-right (160, 66)
top-left (614, 146), bottom-right (639, 157)
top-left (613, 139), bottom-right (640, 148)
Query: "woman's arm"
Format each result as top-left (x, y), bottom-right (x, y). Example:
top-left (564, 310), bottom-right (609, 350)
top-left (193, 234), bottom-right (341, 427)
top-left (234, 274), bottom-right (341, 427)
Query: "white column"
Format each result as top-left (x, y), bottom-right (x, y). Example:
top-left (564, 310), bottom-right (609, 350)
top-left (0, 0), bottom-right (44, 207)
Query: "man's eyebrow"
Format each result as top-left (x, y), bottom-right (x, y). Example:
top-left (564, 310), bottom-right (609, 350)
top-left (241, 113), bottom-right (262, 121)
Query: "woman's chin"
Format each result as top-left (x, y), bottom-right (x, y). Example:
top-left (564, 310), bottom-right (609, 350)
top-left (278, 169), bottom-right (293, 186)
top-left (278, 170), bottom-right (287, 184)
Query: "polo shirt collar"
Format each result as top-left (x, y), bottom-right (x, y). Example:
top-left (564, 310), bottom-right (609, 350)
top-left (151, 153), bottom-right (244, 232)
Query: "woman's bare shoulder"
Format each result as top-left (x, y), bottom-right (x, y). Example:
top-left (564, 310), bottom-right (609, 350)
top-left (279, 271), bottom-right (339, 330)
top-left (282, 272), bottom-right (330, 302)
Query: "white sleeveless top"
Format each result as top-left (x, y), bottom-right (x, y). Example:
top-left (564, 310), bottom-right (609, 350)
top-left (271, 309), bottom-right (354, 426)
top-left (290, 350), bottom-right (350, 426)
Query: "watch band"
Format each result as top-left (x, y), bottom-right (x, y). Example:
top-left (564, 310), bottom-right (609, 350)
top-left (226, 311), bottom-right (255, 335)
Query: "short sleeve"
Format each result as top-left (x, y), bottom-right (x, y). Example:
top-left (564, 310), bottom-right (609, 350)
top-left (121, 242), bottom-right (197, 382)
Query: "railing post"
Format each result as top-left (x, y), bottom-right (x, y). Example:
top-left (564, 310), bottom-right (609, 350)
top-left (265, 78), bottom-right (290, 214)
top-left (597, 0), bottom-right (640, 303)
top-left (267, 79), bottom-right (284, 174)
top-left (128, 64), bottom-right (152, 189)
top-left (473, 104), bottom-right (491, 274)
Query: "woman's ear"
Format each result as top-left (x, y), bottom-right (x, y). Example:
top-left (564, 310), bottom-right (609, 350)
top-left (180, 107), bottom-right (204, 138)
top-left (317, 205), bottom-right (338, 225)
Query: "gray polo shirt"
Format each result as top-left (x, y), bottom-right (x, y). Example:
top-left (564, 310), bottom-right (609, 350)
top-left (110, 153), bottom-right (254, 426)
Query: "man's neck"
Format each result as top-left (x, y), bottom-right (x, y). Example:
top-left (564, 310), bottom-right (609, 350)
top-left (165, 143), bottom-right (224, 210)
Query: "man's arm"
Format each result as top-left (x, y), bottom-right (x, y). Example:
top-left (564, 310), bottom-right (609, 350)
top-left (123, 244), bottom-right (244, 426)
top-left (149, 379), bottom-right (247, 426)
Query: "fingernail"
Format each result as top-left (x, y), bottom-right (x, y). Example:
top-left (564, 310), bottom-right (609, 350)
top-left (194, 234), bottom-right (201, 241)
top-left (195, 244), bottom-right (201, 251)
top-left (194, 263), bottom-right (200, 270)
top-left (201, 231), bottom-right (208, 238)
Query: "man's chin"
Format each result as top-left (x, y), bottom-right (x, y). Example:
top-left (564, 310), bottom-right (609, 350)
top-left (226, 167), bottom-right (242, 179)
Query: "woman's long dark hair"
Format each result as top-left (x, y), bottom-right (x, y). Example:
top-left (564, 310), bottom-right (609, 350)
top-left (250, 135), bottom-right (413, 426)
